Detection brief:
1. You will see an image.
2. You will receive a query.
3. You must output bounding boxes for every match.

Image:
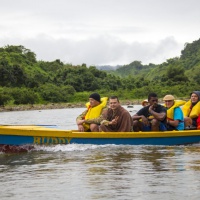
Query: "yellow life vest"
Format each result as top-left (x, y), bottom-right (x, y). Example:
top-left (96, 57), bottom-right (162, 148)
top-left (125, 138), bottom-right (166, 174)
top-left (164, 100), bottom-right (186, 120)
top-left (182, 100), bottom-right (200, 118)
top-left (83, 97), bottom-right (108, 130)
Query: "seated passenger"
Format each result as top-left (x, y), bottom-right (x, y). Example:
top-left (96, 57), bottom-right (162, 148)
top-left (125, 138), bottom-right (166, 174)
top-left (141, 99), bottom-right (149, 107)
top-left (182, 91), bottom-right (200, 129)
top-left (163, 95), bottom-right (185, 131)
top-left (197, 115), bottom-right (200, 129)
top-left (99, 96), bottom-right (133, 132)
top-left (132, 93), bottom-right (167, 132)
top-left (76, 93), bottom-right (108, 132)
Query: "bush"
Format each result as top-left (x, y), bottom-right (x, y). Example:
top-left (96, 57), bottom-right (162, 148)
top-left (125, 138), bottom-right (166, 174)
top-left (0, 87), bottom-right (12, 105)
top-left (38, 84), bottom-right (75, 103)
top-left (10, 87), bottom-right (39, 105)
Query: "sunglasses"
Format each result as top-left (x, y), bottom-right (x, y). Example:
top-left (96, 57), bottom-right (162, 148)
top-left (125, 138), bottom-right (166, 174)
top-left (164, 100), bottom-right (173, 102)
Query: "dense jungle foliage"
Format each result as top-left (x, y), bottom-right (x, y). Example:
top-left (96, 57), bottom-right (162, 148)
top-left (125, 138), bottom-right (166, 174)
top-left (0, 38), bottom-right (200, 106)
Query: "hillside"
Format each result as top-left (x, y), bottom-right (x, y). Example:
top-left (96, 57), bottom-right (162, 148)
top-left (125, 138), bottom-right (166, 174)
top-left (1, 38), bottom-right (200, 106)
top-left (104, 38), bottom-right (200, 84)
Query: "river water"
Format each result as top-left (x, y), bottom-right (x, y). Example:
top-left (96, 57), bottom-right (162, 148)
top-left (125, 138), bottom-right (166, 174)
top-left (0, 106), bottom-right (200, 200)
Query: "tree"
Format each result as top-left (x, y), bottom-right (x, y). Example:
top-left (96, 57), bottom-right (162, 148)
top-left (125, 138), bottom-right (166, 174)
top-left (10, 87), bottom-right (39, 104)
top-left (38, 83), bottom-right (75, 103)
top-left (0, 87), bottom-right (12, 105)
top-left (0, 63), bottom-right (27, 87)
top-left (166, 66), bottom-right (188, 82)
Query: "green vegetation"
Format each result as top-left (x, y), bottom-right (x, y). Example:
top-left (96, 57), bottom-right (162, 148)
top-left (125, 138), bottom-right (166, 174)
top-left (1, 39), bottom-right (200, 106)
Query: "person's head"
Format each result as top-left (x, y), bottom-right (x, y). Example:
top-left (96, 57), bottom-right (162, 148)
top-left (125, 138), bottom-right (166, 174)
top-left (109, 96), bottom-right (120, 110)
top-left (190, 91), bottom-right (200, 105)
top-left (148, 93), bottom-right (158, 106)
top-left (163, 94), bottom-right (175, 108)
top-left (89, 93), bottom-right (101, 107)
top-left (142, 99), bottom-right (149, 107)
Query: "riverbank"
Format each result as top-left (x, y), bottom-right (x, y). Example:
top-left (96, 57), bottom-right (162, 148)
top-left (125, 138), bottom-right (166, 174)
top-left (0, 100), bottom-right (140, 112)
top-left (0, 103), bottom-right (86, 112)
top-left (0, 98), bottom-right (187, 112)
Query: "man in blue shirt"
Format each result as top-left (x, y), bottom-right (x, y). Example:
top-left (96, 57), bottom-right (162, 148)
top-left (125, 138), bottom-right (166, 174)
top-left (163, 94), bottom-right (185, 130)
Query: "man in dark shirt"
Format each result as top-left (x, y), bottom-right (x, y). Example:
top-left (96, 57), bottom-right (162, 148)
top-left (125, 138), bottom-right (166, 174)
top-left (132, 93), bottom-right (167, 131)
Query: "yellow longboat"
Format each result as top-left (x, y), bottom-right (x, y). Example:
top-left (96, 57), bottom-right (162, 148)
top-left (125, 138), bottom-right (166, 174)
top-left (1, 125), bottom-right (200, 152)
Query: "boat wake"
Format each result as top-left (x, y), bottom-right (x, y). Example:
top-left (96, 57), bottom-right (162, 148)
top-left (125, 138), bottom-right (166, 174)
top-left (33, 143), bottom-right (117, 152)
top-left (0, 143), bottom-right (118, 153)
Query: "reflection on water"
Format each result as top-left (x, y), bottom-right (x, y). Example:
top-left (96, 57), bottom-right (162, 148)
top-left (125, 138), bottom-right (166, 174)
top-left (1, 145), bottom-right (200, 199)
top-left (1, 108), bottom-right (200, 199)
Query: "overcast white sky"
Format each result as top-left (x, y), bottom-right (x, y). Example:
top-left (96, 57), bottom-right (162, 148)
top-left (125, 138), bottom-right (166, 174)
top-left (0, 0), bottom-right (200, 66)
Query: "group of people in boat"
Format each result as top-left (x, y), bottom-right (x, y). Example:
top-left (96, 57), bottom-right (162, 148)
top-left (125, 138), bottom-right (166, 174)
top-left (76, 91), bottom-right (200, 132)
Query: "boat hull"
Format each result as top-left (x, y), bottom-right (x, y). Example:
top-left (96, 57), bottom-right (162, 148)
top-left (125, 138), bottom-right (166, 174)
top-left (1, 125), bottom-right (200, 147)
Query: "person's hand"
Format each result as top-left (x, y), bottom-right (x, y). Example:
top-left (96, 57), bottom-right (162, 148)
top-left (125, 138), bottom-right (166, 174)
top-left (77, 119), bottom-right (85, 125)
top-left (148, 105), bottom-right (154, 113)
top-left (141, 115), bottom-right (149, 126)
top-left (109, 116), bottom-right (119, 125)
top-left (78, 124), bottom-right (84, 132)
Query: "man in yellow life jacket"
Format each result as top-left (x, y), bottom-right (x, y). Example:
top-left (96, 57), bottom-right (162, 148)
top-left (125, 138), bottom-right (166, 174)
top-left (182, 91), bottom-right (200, 129)
top-left (76, 93), bottom-right (108, 132)
top-left (163, 95), bottom-right (185, 130)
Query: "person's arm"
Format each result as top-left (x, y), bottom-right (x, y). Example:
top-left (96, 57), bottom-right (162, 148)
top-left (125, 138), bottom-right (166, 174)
top-left (132, 113), bottom-right (149, 126)
top-left (76, 110), bottom-right (87, 121)
top-left (149, 105), bottom-right (166, 121)
top-left (101, 116), bottom-right (119, 126)
top-left (132, 114), bottom-right (142, 120)
top-left (168, 107), bottom-right (183, 127)
top-left (84, 107), bottom-right (108, 124)
top-left (76, 110), bottom-right (88, 131)
top-left (167, 119), bottom-right (179, 127)
top-left (132, 107), bottom-right (148, 121)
